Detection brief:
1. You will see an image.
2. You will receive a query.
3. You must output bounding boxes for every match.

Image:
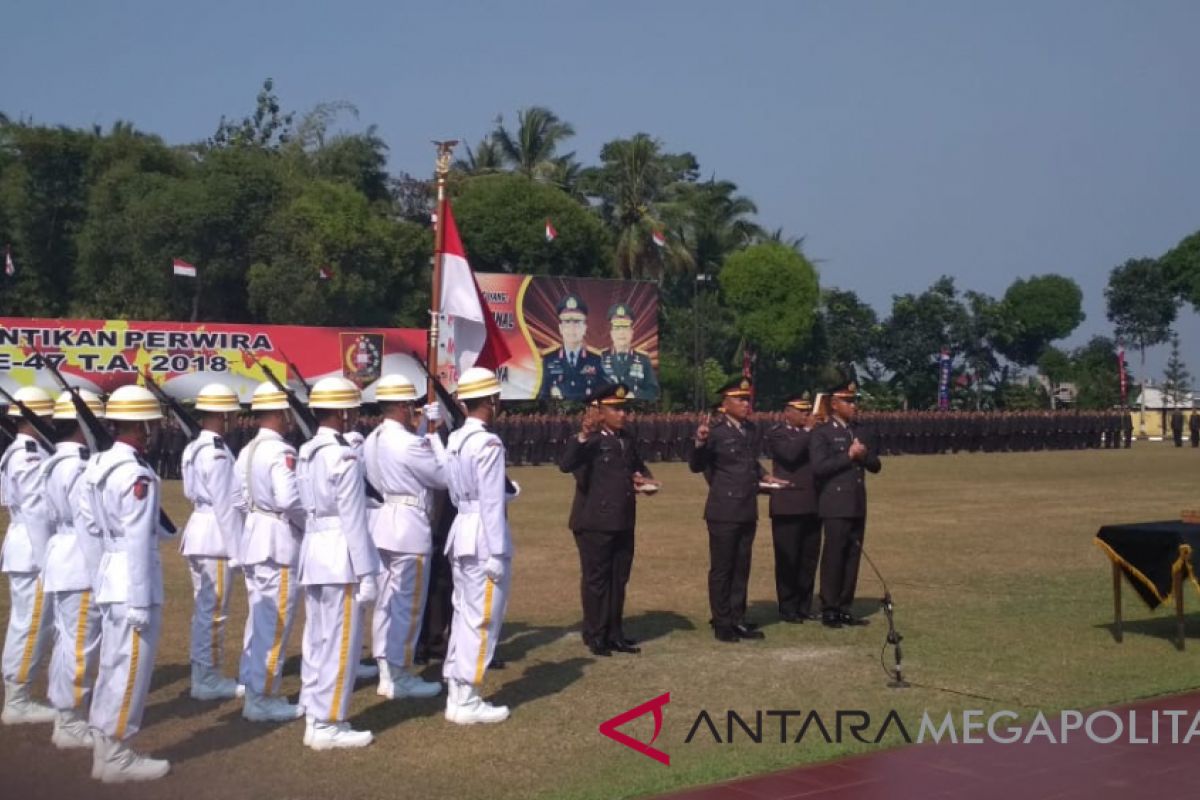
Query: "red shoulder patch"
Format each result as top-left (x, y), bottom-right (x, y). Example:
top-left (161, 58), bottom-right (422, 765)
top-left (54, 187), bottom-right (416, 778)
top-left (285, 453), bottom-right (296, 472)
top-left (132, 476), bottom-right (151, 500)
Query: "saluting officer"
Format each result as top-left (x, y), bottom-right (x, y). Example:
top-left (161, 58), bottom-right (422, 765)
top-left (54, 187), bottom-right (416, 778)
top-left (766, 393), bottom-right (822, 624)
top-left (180, 383), bottom-right (245, 702)
top-left (0, 385), bottom-right (56, 725)
top-left (538, 294), bottom-right (605, 402)
top-left (363, 374), bottom-right (445, 701)
top-left (558, 383), bottom-right (658, 657)
top-left (79, 385), bottom-right (173, 782)
top-left (235, 382), bottom-right (307, 724)
top-left (296, 377), bottom-right (380, 750)
top-left (42, 390), bottom-right (105, 749)
top-left (810, 381), bottom-right (882, 629)
top-left (601, 304), bottom-right (659, 400)
top-left (689, 378), bottom-right (781, 643)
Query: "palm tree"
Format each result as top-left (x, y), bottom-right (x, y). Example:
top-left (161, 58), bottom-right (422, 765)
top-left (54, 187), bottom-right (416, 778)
top-left (492, 107), bottom-right (575, 179)
top-left (453, 137), bottom-right (504, 174)
top-left (679, 178), bottom-right (763, 276)
top-left (760, 226), bottom-right (807, 253)
top-left (588, 134), bottom-right (694, 281)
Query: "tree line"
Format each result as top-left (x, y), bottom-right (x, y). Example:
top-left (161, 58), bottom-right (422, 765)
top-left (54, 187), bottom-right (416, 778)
top-left (1, 80), bottom-right (1197, 410)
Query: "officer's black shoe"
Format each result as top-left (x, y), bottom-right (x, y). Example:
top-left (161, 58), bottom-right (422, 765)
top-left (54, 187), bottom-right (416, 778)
top-left (733, 624), bottom-right (765, 640)
top-left (714, 627), bottom-right (740, 643)
top-left (801, 611), bottom-right (822, 621)
top-left (821, 612), bottom-right (844, 629)
top-left (610, 640), bottom-right (641, 654)
top-left (740, 621), bottom-right (762, 632)
top-left (780, 615), bottom-right (804, 624)
top-left (587, 643), bottom-right (613, 657)
top-left (840, 612), bottom-right (870, 627)
top-left (490, 657), bottom-right (507, 669)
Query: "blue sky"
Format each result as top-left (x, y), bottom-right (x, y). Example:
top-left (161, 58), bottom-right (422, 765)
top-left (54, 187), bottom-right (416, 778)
top-left (5, 0), bottom-right (1199, 377)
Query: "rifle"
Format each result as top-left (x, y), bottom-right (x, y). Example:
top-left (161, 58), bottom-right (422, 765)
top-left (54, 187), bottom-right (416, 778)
top-left (0, 385), bottom-right (55, 452)
top-left (0, 415), bottom-right (14, 442)
top-left (278, 349), bottom-right (314, 396)
top-left (244, 349), bottom-right (382, 502)
top-left (242, 350), bottom-right (317, 439)
top-left (141, 369), bottom-right (202, 440)
top-left (409, 351), bottom-right (516, 494)
top-left (35, 347), bottom-right (112, 453)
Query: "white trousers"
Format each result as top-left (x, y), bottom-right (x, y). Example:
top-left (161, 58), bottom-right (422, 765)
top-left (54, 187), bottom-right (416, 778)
top-left (443, 557), bottom-right (509, 687)
top-left (372, 550), bottom-right (431, 667)
top-left (187, 556), bottom-right (233, 669)
top-left (239, 562), bottom-right (300, 696)
top-left (300, 585), bottom-right (364, 723)
top-left (2, 572), bottom-right (54, 685)
top-left (47, 589), bottom-right (101, 711)
top-left (88, 603), bottom-right (162, 740)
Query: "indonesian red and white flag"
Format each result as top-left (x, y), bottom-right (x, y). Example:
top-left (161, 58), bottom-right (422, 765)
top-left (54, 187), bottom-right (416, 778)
top-left (172, 258), bottom-right (197, 278)
top-left (318, 264), bottom-right (333, 281)
top-left (545, 219), bottom-right (557, 242)
top-left (4, 244), bottom-right (13, 277)
top-left (438, 201), bottom-right (512, 382)
top-left (651, 229), bottom-right (667, 248)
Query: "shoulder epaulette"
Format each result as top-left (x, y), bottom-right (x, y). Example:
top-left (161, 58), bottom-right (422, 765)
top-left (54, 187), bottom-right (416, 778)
top-left (25, 440), bottom-right (37, 453)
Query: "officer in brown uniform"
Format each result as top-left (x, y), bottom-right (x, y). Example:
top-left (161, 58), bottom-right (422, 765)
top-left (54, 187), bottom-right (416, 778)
top-left (558, 384), bottom-right (657, 656)
top-left (689, 378), bottom-right (783, 643)
top-left (810, 381), bottom-right (882, 628)
top-left (765, 393), bottom-right (822, 623)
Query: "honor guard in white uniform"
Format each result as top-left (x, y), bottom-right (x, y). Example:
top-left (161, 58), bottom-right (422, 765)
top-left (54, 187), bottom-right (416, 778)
top-left (342, 425), bottom-right (380, 684)
top-left (0, 385), bottom-right (57, 725)
top-left (180, 383), bottom-right (245, 701)
top-left (78, 385), bottom-right (172, 782)
top-left (363, 374), bottom-right (444, 700)
top-left (235, 382), bottom-right (306, 723)
top-left (296, 377), bottom-right (380, 750)
top-left (42, 390), bottom-right (105, 749)
top-left (443, 367), bottom-right (515, 725)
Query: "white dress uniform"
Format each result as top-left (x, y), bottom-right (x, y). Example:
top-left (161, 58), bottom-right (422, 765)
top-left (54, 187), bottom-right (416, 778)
top-left (42, 441), bottom-right (103, 747)
top-left (78, 440), bottom-right (172, 778)
top-left (296, 425), bottom-right (380, 746)
top-left (180, 430), bottom-right (244, 698)
top-left (235, 427), bottom-right (306, 719)
top-left (1, 431), bottom-right (57, 724)
top-left (443, 416), bottom-right (513, 722)
top-left (364, 418), bottom-right (446, 697)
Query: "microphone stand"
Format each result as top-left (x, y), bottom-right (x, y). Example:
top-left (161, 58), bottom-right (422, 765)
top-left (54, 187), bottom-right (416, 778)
top-left (860, 545), bottom-right (909, 689)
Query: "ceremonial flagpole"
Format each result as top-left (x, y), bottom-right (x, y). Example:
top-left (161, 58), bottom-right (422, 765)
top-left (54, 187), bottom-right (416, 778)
top-left (428, 140), bottom-right (458, 404)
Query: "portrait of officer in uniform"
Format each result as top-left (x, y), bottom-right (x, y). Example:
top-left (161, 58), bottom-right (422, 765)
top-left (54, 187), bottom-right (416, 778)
top-left (537, 293), bottom-right (605, 402)
top-left (601, 303), bottom-right (659, 401)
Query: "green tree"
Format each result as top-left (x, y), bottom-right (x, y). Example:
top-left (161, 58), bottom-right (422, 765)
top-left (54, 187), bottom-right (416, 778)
top-left (583, 133), bottom-right (696, 280)
top-left (815, 288), bottom-right (879, 372)
top-left (491, 107), bottom-right (575, 180)
top-left (1070, 336), bottom-right (1121, 410)
top-left (453, 137), bottom-right (504, 175)
top-left (718, 242), bottom-right (820, 355)
top-left (450, 173), bottom-right (612, 277)
top-left (876, 277), bottom-right (969, 409)
top-left (210, 78), bottom-right (295, 150)
top-left (1105, 257), bottom-right (1177, 428)
top-left (246, 180), bottom-right (428, 326)
top-left (1162, 332), bottom-right (1191, 408)
top-left (996, 274), bottom-right (1085, 365)
top-left (1160, 229), bottom-right (1200, 310)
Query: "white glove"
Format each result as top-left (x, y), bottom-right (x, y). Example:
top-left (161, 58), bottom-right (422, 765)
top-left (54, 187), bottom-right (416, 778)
top-left (355, 575), bottom-right (378, 604)
top-left (505, 479), bottom-right (521, 503)
top-left (423, 402), bottom-right (442, 424)
top-left (126, 606), bottom-right (151, 632)
top-left (483, 556), bottom-right (507, 583)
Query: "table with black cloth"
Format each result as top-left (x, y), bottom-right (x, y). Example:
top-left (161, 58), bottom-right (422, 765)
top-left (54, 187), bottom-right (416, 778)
top-left (1094, 520), bottom-right (1200, 649)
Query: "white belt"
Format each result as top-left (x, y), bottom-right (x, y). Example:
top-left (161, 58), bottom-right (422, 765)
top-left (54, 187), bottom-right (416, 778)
top-left (384, 494), bottom-right (422, 508)
top-left (250, 506), bottom-right (286, 521)
top-left (191, 506), bottom-right (214, 515)
top-left (306, 515), bottom-right (341, 532)
top-left (456, 500), bottom-right (480, 513)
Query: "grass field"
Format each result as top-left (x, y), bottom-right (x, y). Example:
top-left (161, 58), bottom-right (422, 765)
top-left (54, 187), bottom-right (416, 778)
top-left (1, 444), bottom-right (1199, 800)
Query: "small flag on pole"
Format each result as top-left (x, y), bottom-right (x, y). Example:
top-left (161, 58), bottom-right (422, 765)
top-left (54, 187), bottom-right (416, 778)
top-left (318, 265), bottom-right (333, 281)
top-left (4, 244), bottom-right (14, 277)
top-left (172, 258), bottom-right (197, 278)
top-left (545, 219), bottom-right (557, 242)
top-left (651, 230), bottom-right (666, 248)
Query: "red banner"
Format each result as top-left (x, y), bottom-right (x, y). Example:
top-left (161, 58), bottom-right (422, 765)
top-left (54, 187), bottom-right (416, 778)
top-left (473, 274), bottom-right (659, 401)
top-left (0, 317), bottom-right (426, 402)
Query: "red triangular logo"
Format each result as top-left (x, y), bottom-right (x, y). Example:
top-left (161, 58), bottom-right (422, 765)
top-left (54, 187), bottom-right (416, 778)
top-left (598, 692), bottom-right (670, 766)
